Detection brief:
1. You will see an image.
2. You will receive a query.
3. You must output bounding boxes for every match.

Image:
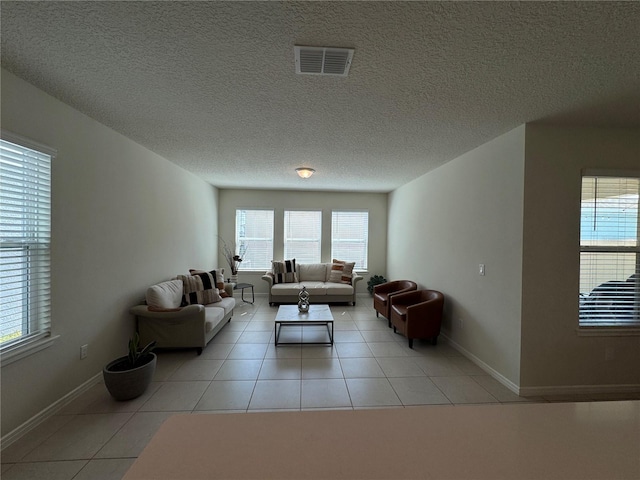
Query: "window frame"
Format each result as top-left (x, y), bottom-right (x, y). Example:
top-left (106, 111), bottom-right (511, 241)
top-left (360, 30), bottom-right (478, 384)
top-left (1, 130), bottom-right (57, 364)
top-left (331, 210), bottom-right (369, 270)
top-left (234, 208), bottom-right (274, 271)
top-left (578, 170), bottom-right (640, 332)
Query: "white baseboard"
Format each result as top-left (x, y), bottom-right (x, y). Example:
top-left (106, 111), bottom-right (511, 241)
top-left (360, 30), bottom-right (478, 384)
top-left (442, 332), bottom-right (640, 397)
top-left (1, 371), bottom-right (102, 450)
top-left (441, 332), bottom-right (520, 395)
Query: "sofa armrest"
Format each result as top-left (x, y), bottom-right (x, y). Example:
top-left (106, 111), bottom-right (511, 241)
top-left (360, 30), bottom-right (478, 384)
top-left (261, 273), bottom-right (274, 287)
top-left (352, 273), bottom-right (363, 287)
top-left (130, 304), bottom-right (205, 320)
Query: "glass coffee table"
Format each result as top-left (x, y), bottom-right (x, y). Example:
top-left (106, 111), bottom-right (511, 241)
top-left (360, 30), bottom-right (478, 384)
top-left (274, 304), bottom-right (334, 346)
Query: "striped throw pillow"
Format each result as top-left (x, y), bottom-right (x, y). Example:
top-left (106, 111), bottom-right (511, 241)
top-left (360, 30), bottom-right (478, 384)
top-left (272, 259), bottom-right (298, 284)
top-left (328, 259), bottom-right (355, 284)
top-left (188, 269), bottom-right (229, 297)
top-left (177, 274), bottom-right (223, 305)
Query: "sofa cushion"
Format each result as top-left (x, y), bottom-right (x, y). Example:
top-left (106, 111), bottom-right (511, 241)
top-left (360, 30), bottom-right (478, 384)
top-left (271, 282), bottom-right (328, 296)
top-left (328, 259), bottom-right (355, 284)
top-left (272, 259), bottom-right (298, 284)
top-left (146, 280), bottom-right (184, 309)
top-left (177, 274), bottom-right (223, 305)
top-left (325, 282), bottom-right (354, 295)
top-left (298, 263), bottom-right (328, 282)
top-left (189, 268), bottom-right (229, 297)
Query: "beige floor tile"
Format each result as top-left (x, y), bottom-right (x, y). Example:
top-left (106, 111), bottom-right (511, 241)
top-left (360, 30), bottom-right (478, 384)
top-left (0, 414), bottom-right (74, 463)
top-left (375, 357), bottom-right (425, 377)
top-left (138, 381), bottom-right (210, 412)
top-left (214, 359), bottom-right (262, 381)
top-left (0, 460), bottom-right (87, 480)
top-left (210, 330), bottom-right (242, 344)
top-left (302, 379), bottom-right (352, 408)
top-left (389, 377), bottom-right (451, 405)
top-left (335, 342), bottom-right (373, 358)
top-left (448, 356), bottom-right (487, 375)
top-left (199, 342), bottom-right (234, 359)
top-left (340, 358), bottom-right (385, 378)
top-left (412, 356), bottom-right (465, 376)
top-left (194, 380), bottom-right (256, 411)
top-left (472, 376), bottom-right (535, 403)
top-left (227, 343), bottom-right (268, 359)
top-left (152, 352), bottom-right (194, 381)
top-left (81, 383), bottom-right (162, 414)
top-left (359, 330), bottom-right (397, 343)
top-left (237, 331), bottom-right (272, 344)
top-left (354, 319), bottom-right (390, 331)
top-left (56, 383), bottom-right (108, 415)
top-left (302, 358), bottom-right (344, 379)
top-left (73, 458), bottom-right (136, 480)
top-left (167, 359), bottom-right (224, 381)
top-left (244, 321), bottom-right (275, 332)
top-left (333, 320), bottom-right (358, 330)
top-left (368, 342), bottom-right (410, 357)
top-left (258, 358), bottom-right (302, 379)
top-left (23, 413), bottom-right (133, 461)
top-left (346, 378), bottom-right (401, 407)
top-left (300, 345), bottom-right (338, 358)
top-left (95, 411), bottom-right (178, 458)
top-left (334, 330), bottom-right (365, 343)
top-left (248, 380), bottom-right (301, 410)
top-left (265, 344), bottom-right (302, 358)
top-left (430, 376), bottom-right (498, 404)
top-left (223, 320), bottom-right (248, 332)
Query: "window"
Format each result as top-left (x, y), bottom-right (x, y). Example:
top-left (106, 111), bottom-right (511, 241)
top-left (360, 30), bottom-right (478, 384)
top-left (235, 209), bottom-right (273, 270)
top-left (579, 173), bottom-right (639, 327)
top-left (1, 134), bottom-right (54, 355)
top-left (284, 210), bottom-right (321, 263)
top-left (331, 210), bottom-right (369, 270)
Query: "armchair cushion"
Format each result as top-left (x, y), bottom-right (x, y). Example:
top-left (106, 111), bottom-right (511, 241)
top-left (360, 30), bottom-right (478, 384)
top-left (146, 280), bottom-right (184, 309)
top-left (272, 259), bottom-right (298, 284)
top-left (328, 259), bottom-right (355, 284)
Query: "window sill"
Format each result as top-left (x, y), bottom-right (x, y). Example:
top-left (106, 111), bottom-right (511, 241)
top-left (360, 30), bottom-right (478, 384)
top-left (576, 326), bottom-right (640, 337)
top-left (1, 335), bottom-right (60, 367)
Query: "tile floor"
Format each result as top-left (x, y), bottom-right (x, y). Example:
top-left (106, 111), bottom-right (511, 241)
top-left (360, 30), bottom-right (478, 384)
top-left (2, 296), bottom-right (639, 480)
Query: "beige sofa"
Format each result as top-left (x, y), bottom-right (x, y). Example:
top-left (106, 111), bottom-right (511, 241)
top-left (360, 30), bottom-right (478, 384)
top-left (262, 263), bottom-right (363, 306)
top-left (130, 280), bottom-right (235, 355)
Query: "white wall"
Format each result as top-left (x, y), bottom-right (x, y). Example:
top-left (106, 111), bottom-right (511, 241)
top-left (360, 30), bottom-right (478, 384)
top-left (388, 126), bottom-right (526, 387)
top-left (0, 69), bottom-right (219, 437)
top-left (218, 189), bottom-right (388, 295)
top-left (521, 125), bottom-right (640, 392)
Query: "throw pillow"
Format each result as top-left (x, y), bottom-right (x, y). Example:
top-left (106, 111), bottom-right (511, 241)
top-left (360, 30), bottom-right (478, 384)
top-left (177, 274), bottom-right (223, 305)
top-left (328, 259), bottom-right (355, 284)
top-left (272, 259), bottom-right (298, 284)
top-left (188, 269), bottom-right (229, 297)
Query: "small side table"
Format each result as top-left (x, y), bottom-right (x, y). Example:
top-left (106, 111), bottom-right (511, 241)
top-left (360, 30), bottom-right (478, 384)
top-left (233, 283), bottom-right (255, 304)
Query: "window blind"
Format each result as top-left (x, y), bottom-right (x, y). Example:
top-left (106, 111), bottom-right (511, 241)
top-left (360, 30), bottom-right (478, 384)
top-left (284, 210), bottom-right (321, 264)
top-left (331, 211), bottom-right (369, 270)
top-left (1, 137), bottom-right (52, 351)
top-left (579, 175), bottom-right (639, 326)
top-left (235, 209), bottom-right (274, 270)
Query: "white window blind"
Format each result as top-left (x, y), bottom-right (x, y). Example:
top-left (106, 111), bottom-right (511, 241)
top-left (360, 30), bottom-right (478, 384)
top-left (331, 210), bottom-right (369, 270)
top-left (284, 210), bottom-right (321, 264)
top-left (1, 136), bottom-right (53, 353)
top-left (579, 174), bottom-right (639, 327)
top-left (235, 209), bottom-right (273, 270)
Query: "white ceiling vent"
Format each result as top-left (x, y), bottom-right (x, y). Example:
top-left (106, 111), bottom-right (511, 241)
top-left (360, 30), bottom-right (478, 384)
top-left (294, 46), bottom-right (354, 76)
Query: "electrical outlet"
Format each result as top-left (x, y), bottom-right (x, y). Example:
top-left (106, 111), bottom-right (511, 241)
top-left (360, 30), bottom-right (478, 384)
top-left (80, 344), bottom-right (88, 359)
top-left (479, 264), bottom-right (485, 276)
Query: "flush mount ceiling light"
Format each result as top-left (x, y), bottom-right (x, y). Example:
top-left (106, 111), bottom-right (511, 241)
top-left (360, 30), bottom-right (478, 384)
top-left (296, 167), bottom-right (316, 179)
top-left (294, 45), bottom-right (354, 76)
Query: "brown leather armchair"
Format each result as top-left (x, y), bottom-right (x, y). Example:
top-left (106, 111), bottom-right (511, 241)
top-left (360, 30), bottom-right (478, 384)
top-left (390, 290), bottom-right (444, 348)
top-left (373, 280), bottom-right (418, 327)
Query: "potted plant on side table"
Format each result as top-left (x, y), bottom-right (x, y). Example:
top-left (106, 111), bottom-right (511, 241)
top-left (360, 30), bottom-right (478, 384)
top-left (103, 333), bottom-right (157, 401)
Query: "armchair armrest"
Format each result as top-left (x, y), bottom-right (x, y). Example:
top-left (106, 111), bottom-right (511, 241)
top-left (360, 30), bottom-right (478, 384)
top-left (390, 290), bottom-right (422, 307)
top-left (261, 272), bottom-right (274, 287)
top-left (352, 273), bottom-right (363, 287)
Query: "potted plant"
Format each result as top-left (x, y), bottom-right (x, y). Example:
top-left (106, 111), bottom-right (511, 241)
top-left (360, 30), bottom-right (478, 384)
top-left (367, 274), bottom-right (388, 295)
top-left (103, 333), bottom-right (157, 401)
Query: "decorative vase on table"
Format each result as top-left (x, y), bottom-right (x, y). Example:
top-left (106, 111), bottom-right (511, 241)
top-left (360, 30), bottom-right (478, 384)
top-left (298, 286), bottom-right (310, 313)
top-left (230, 273), bottom-right (238, 284)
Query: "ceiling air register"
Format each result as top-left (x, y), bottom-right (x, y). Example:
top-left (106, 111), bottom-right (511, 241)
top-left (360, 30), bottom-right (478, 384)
top-left (294, 46), bottom-right (354, 76)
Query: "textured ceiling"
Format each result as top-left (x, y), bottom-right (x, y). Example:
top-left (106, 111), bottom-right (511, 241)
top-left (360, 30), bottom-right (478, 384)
top-left (1, 1), bottom-right (639, 192)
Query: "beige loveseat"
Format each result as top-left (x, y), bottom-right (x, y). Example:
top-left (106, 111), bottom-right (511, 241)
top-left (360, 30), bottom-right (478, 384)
top-left (130, 279), bottom-right (235, 355)
top-left (262, 262), bottom-right (363, 306)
